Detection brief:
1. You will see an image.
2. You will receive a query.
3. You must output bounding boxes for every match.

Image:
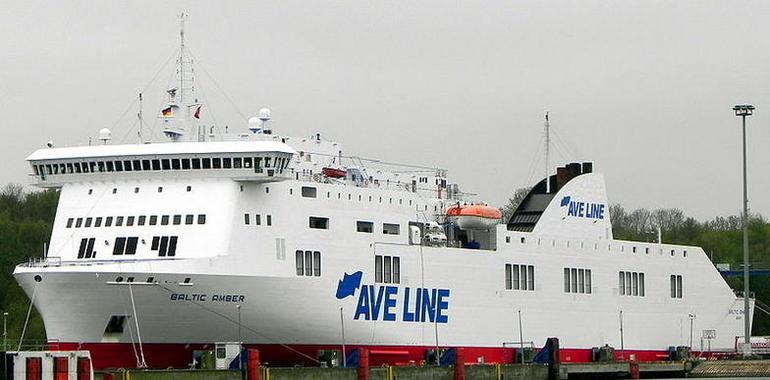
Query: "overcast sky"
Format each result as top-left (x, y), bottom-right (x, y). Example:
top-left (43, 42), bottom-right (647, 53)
top-left (1, 1), bottom-right (769, 220)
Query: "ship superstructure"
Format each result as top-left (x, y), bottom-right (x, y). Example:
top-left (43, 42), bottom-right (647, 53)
top-left (12, 18), bottom-right (753, 369)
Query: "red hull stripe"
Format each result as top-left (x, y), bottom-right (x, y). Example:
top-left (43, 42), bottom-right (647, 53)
top-left (52, 342), bottom-right (714, 370)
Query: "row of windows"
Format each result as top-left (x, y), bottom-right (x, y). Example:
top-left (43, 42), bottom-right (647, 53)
top-left (112, 237), bottom-right (139, 256)
top-left (504, 264), bottom-right (535, 291)
top-left (244, 214), bottom-right (273, 226)
top-left (375, 255), bottom-right (401, 284)
top-left (152, 236), bottom-right (179, 257)
top-left (34, 155), bottom-right (291, 178)
top-left (308, 217), bottom-right (401, 235)
top-left (296, 185), bottom-right (416, 207)
top-left (295, 250), bottom-right (321, 277)
top-left (619, 271), bottom-right (646, 297)
top-left (504, 236), bottom-right (689, 258)
top-left (564, 267), bottom-right (592, 294)
top-left (67, 214), bottom-right (206, 228)
top-left (670, 275), bottom-right (683, 299)
top-left (77, 238), bottom-right (96, 259)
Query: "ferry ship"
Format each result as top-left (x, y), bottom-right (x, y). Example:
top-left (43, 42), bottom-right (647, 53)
top-left (12, 18), bottom-right (753, 370)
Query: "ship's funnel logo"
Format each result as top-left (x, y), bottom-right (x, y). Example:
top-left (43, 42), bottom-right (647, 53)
top-left (336, 271), bottom-right (363, 299)
top-left (559, 195), bottom-right (605, 220)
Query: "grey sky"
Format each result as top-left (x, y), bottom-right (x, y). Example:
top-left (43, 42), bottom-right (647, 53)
top-left (1, 1), bottom-right (769, 220)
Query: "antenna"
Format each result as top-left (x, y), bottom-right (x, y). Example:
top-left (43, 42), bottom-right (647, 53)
top-left (137, 93), bottom-right (143, 142)
top-left (178, 12), bottom-right (187, 104)
top-left (544, 112), bottom-right (550, 193)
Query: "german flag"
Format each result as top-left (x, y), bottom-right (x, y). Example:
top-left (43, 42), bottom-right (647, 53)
top-left (161, 106), bottom-right (173, 117)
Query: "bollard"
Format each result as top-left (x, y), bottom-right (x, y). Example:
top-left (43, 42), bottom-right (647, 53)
top-left (629, 360), bottom-right (640, 379)
top-left (357, 348), bottom-right (370, 380)
top-left (454, 348), bottom-right (465, 380)
top-left (547, 337), bottom-right (561, 380)
top-left (247, 349), bottom-right (260, 380)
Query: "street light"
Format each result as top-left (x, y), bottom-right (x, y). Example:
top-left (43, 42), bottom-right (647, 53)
top-left (3, 312), bottom-right (8, 352)
top-left (733, 103), bottom-right (755, 357)
top-left (688, 313), bottom-right (696, 351)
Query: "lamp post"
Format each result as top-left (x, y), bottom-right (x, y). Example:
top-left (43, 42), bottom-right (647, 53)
top-left (688, 314), bottom-right (696, 351)
top-left (3, 312), bottom-right (7, 352)
top-left (734, 104), bottom-right (755, 357)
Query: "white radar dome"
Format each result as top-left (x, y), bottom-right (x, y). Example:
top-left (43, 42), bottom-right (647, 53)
top-left (98, 128), bottom-right (112, 144)
top-left (248, 117), bottom-right (262, 134)
top-left (258, 107), bottom-right (271, 121)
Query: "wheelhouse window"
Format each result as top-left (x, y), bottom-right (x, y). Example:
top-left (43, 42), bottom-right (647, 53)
top-left (309, 216), bottom-right (329, 229)
top-left (383, 223), bottom-right (400, 235)
top-left (357, 221), bottom-right (374, 233)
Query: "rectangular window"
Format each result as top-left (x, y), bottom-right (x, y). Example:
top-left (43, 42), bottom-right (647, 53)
top-left (223, 158), bottom-right (232, 169)
top-left (301, 186), bottom-right (317, 198)
top-left (126, 216), bottom-right (135, 226)
top-left (384, 256), bottom-right (392, 283)
top-left (304, 251), bottom-right (313, 276)
top-left (267, 215), bottom-right (272, 226)
top-left (586, 269), bottom-right (592, 294)
top-left (76, 218), bottom-right (83, 228)
top-left (578, 269), bottom-right (585, 294)
top-left (66, 218), bottom-right (74, 228)
top-left (563, 268), bottom-right (570, 293)
top-left (392, 256), bottom-right (400, 283)
top-left (625, 272), bottom-right (632, 296)
top-left (383, 223), bottom-right (400, 235)
top-left (676, 275), bottom-right (683, 298)
top-left (202, 158), bottom-right (211, 169)
top-left (375, 255), bottom-right (383, 283)
top-left (185, 214), bottom-right (194, 225)
top-left (181, 159), bottom-right (190, 170)
top-left (506, 264), bottom-right (513, 290)
top-left (161, 159), bottom-right (170, 170)
top-left (632, 272), bottom-right (639, 296)
top-left (638, 273), bottom-right (645, 297)
top-left (85, 238), bottom-right (95, 259)
top-left (512, 264), bottom-right (520, 290)
top-left (173, 215), bottom-right (181, 225)
top-left (357, 221), bottom-right (374, 233)
top-left (619, 272), bottom-right (625, 295)
top-left (520, 265), bottom-right (528, 291)
top-left (192, 158), bottom-right (201, 169)
top-left (171, 159), bottom-right (180, 170)
top-left (149, 215), bottom-right (158, 225)
top-left (233, 157), bottom-right (242, 168)
top-left (133, 160), bottom-right (141, 170)
top-left (309, 216), bottom-right (329, 229)
top-left (106, 161), bottom-right (114, 172)
top-left (115, 161), bottom-right (123, 171)
top-left (167, 236), bottom-right (178, 256)
top-left (125, 237), bottom-right (138, 255)
top-left (197, 214), bottom-right (206, 224)
top-left (212, 158), bottom-right (221, 169)
top-left (313, 251), bottom-right (321, 276)
top-left (137, 215), bottom-right (146, 226)
top-left (105, 216), bottom-right (113, 227)
top-left (527, 265), bottom-right (534, 290)
top-left (255, 214), bottom-right (261, 225)
top-left (95, 217), bottom-right (103, 227)
top-left (115, 216), bottom-right (124, 227)
top-left (151, 236), bottom-right (160, 250)
top-left (78, 238), bottom-right (88, 259)
top-left (244, 213), bottom-right (250, 225)
top-left (113, 237), bottom-right (126, 255)
top-left (570, 268), bottom-right (578, 293)
top-left (161, 215), bottom-right (169, 225)
top-left (295, 250), bottom-right (304, 275)
top-left (244, 157), bottom-right (252, 168)
top-left (159, 236), bottom-right (169, 256)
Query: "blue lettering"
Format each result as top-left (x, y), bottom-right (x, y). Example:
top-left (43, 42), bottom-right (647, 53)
top-left (421, 288), bottom-right (437, 322)
top-left (402, 288), bottom-right (415, 322)
top-left (436, 289), bottom-right (450, 323)
top-left (384, 286), bottom-right (397, 321)
top-left (369, 285), bottom-right (385, 321)
top-left (578, 202), bottom-right (585, 217)
top-left (415, 287), bottom-right (423, 322)
top-left (355, 285), bottom-right (371, 320)
top-left (598, 204), bottom-right (605, 219)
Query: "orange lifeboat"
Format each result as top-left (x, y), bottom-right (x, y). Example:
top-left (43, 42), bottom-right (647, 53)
top-left (446, 204), bottom-right (502, 230)
top-left (322, 167), bottom-right (347, 179)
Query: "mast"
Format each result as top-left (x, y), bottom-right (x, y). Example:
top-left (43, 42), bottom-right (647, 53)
top-left (545, 112), bottom-right (550, 193)
top-left (178, 12), bottom-right (187, 104)
top-left (137, 93), bottom-right (143, 142)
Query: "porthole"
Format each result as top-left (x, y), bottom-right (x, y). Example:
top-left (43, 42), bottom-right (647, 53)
top-left (134, 187), bottom-right (140, 193)
top-left (34, 275), bottom-right (42, 283)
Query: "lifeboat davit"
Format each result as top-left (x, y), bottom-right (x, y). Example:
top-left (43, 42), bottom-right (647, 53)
top-left (322, 167), bottom-right (347, 178)
top-left (446, 204), bottom-right (502, 230)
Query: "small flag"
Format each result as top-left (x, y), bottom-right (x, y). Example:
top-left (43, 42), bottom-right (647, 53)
top-left (193, 105), bottom-right (202, 119)
top-left (161, 106), bottom-right (173, 117)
